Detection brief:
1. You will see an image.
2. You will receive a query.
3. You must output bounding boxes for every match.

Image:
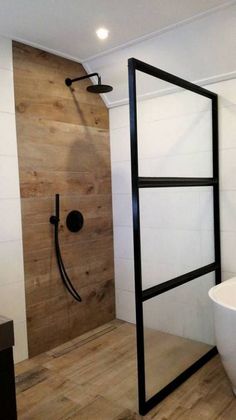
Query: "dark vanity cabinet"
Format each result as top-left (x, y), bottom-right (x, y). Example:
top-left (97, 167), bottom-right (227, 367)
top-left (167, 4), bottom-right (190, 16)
top-left (0, 317), bottom-right (17, 420)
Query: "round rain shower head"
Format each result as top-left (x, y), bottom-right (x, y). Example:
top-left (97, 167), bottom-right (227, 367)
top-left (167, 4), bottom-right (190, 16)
top-left (87, 84), bottom-right (113, 94)
top-left (65, 72), bottom-right (113, 94)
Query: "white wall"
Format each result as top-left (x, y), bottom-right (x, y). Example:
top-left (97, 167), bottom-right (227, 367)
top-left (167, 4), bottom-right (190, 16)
top-left (0, 36), bottom-right (28, 362)
top-left (110, 77), bottom-right (236, 345)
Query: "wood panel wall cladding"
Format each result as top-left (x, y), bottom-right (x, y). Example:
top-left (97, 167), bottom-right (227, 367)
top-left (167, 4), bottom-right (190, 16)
top-left (13, 42), bottom-right (115, 357)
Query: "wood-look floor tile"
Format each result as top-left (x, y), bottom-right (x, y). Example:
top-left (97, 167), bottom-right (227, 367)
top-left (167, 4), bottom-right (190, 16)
top-left (16, 320), bottom-right (236, 420)
top-left (17, 376), bottom-right (80, 419)
top-left (67, 396), bottom-right (133, 420)
top-left (16, 366), bottom-right (50, 394)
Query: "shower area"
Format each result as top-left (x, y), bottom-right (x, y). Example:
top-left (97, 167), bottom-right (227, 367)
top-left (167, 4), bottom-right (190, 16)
top-left (13, 41), bottom-right (115, 357)
top-left (13, 41), bottom-right (219, 417)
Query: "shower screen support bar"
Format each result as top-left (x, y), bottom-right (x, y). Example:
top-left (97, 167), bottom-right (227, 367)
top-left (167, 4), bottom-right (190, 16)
top-left (138, 177), bottom-right (217, 188)
top-left (142, 262), bottom-right (219, 302)
top-left (128, 57), bottom-right (221, 416)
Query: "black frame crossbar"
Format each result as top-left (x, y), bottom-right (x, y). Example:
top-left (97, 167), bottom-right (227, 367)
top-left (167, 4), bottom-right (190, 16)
top-left (131, 58), bottom-right (217, 99)
top-left (138, 177), bottom-right (217, 188)
top-left (128, 57), bottom-right (221, 416)
top-left (142, 263), bottom-right (219, 302)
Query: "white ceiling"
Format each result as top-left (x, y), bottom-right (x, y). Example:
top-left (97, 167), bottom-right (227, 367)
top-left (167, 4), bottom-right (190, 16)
top-left (0, 0), bottom-right (233, 61)
top-left (86, 2), bottom-right (236, 107)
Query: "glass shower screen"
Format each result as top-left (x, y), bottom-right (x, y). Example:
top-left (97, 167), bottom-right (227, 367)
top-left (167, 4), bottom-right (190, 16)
top-left (128, 58), bottom-right (221, 416)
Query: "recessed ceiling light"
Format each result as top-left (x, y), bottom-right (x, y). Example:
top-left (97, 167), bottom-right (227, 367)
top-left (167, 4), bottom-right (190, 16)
top-left (96, 27), bottom-right (109, 40)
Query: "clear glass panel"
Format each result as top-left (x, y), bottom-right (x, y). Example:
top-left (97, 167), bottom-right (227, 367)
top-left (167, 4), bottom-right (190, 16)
top-left (139, 187), bottom-right (214, 289)
top-left (136, 71), bottom-right (212, 178)
top-left (143, 273), bottom-right (215, 400)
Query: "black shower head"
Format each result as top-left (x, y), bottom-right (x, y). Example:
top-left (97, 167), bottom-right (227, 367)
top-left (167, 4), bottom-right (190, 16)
top-left (65, 72), bottom-right (113, 94)
top-left (87, 84), bottom-right (113, 94)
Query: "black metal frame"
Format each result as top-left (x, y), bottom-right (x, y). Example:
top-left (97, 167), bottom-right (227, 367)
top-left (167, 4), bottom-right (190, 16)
top-left (128, 57), bottom-right (221, 416)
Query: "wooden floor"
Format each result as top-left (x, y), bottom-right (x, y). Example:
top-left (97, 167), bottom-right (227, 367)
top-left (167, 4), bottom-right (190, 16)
top-left (15, 320), bottom-right (236, 419)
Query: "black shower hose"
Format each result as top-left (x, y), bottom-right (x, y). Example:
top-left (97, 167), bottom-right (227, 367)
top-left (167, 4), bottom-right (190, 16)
top-left (54, 221), bottom-right (82, 302)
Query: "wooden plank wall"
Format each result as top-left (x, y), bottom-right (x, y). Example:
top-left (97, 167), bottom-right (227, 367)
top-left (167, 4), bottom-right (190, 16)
top-left (12, 42), bottom-right (115, 357)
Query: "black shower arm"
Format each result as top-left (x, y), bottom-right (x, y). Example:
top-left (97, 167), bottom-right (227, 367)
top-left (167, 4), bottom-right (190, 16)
top-left (65, 73), bottom-right (101, 86)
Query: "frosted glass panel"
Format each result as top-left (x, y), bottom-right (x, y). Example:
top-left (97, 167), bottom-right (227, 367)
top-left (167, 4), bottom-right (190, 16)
top-left (136, 72), bottom-right (212, 178)
top-left (139, 187), bottom-right (214, 289)
top-left (143, 273), bottom-right (215, 400)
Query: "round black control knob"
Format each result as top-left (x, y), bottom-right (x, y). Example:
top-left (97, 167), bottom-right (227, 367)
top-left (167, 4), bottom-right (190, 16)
top-left (66, 210), bottom-right (84, 232)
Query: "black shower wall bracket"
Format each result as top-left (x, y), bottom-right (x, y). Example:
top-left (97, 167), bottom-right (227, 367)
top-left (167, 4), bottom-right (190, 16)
top-left (65, 72), bottom-right (100, 87)
top-left (50, 193), bottom-right (83, 302)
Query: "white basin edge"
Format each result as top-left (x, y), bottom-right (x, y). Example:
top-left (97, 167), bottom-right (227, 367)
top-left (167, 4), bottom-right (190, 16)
top-left (208, 277), bottom-right (236, 311)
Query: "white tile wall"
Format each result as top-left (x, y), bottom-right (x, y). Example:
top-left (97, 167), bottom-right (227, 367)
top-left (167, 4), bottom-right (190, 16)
top-left (115, 288), bottom-right (135, 324)
top-left (0, 113), bottom-right (17, 155)
top-left (0, 156), bottom-right (20, 198)
top-left (111, 161), bottom-right (132, 194)
top-left (0, 37), bottom-right (13, 71)
top-left (219, 105), bottom-right (236, 150)
top-left (138, 111), bottom-right (212, 158)
top-left (110, 77), bottom-right (236, 346)
top-left (221, 231), bottom-right (236, 273)
top-left (0, 199), bottom-right (23, 241)
top-left (0, 240), bottom-right (24, 287)
top-left (112, 193), bottom-right (132, 227)
top-left (113, 226), bottom-right (134, 260)
top-left (143, 273), bottom-right (215, 345)
top-left (136, 89), bottom-right (211, 122)
top-left (0, 68), bottom-right (15, 113)
top-left (13, 321), bottom-right (28, 363)
top-left (0, 36), bottom-right (28, 363)
top-left (114, 257), bottom-right (134, 292)
top-left (139, 151), bottom-right (212, 178)
top-left (221, 191), bottom-right (236, 232)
